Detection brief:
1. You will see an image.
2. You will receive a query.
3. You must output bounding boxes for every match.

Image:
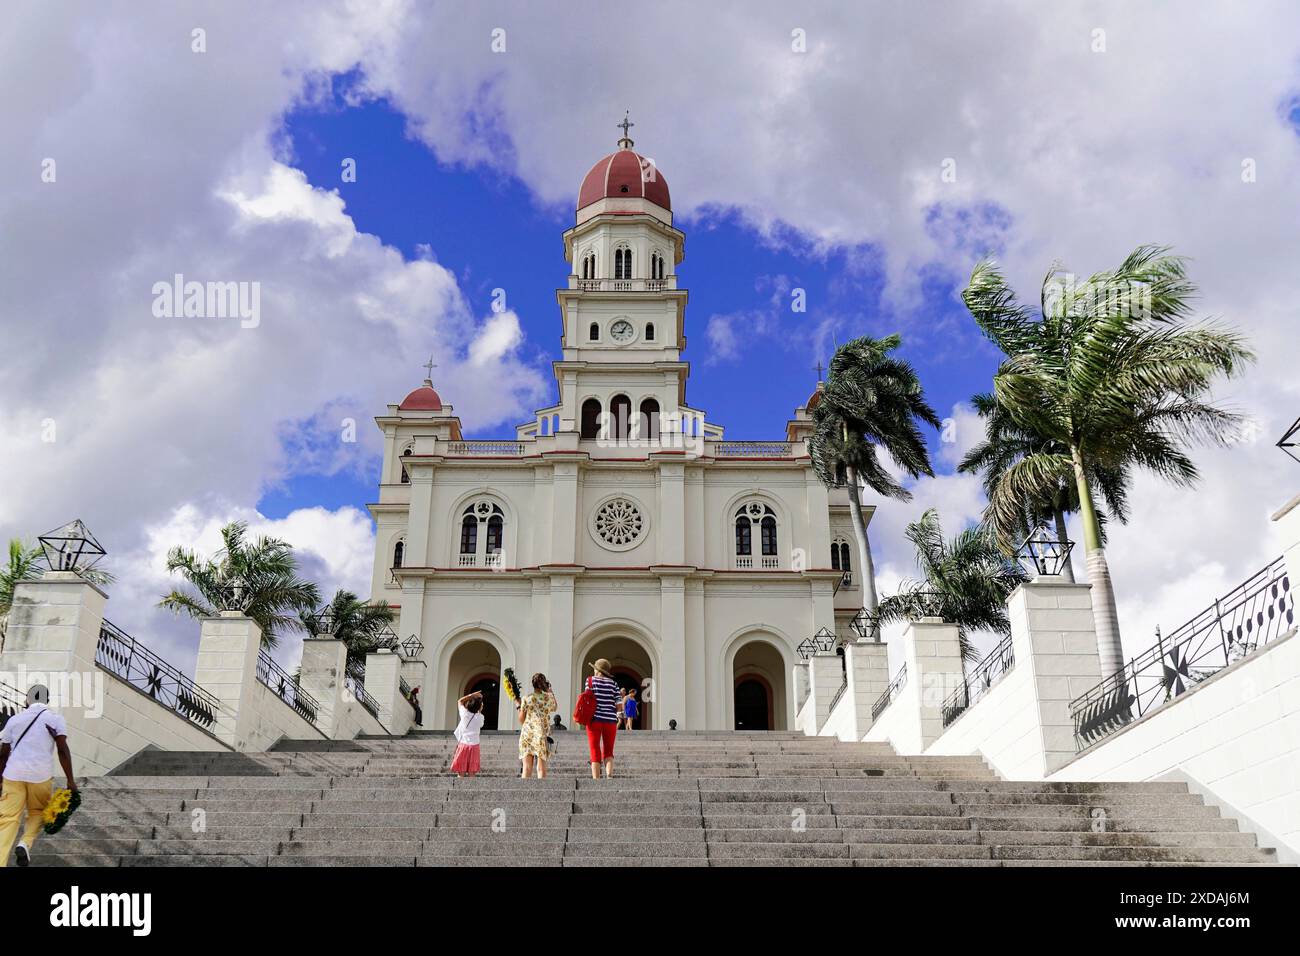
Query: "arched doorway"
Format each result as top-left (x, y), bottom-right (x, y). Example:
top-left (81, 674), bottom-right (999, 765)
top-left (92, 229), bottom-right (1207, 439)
top-left (734, 677), bottom-right (772, 730)
top-left (464, 673), bottom-right (500, 731)
top-left (576, 635), bottom-right (654, 730)
top-left (445, 639), bottom-right (501, 729)
top-left (732, 638), bottom-right (788, 731)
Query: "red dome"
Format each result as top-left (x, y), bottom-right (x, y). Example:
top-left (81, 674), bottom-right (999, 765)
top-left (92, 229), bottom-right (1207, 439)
top-left (399, 383), bottom-right (442, 411)
top-left (578, 149), bottom-right (671, 211)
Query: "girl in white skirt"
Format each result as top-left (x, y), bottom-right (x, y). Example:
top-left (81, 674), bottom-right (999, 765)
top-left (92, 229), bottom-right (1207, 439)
top-left (450, 691), bottom-right (485, 777)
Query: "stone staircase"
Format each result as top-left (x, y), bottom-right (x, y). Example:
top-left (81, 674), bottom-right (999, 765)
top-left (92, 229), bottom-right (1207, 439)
top-left (29, 731), bottom-right (1278, 867)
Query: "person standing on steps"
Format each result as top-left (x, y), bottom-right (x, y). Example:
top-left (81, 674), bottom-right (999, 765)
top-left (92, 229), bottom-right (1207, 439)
top-left (0, 684), bottom-right (77, 868)
top-left (621, 687), bottom-right (638, 731)
top-left (450, 691), bottom-right (485, 778)
top-left (585, 659), bottom-right (621, 779)
top-left (518, 673), bottom-right (557, 779)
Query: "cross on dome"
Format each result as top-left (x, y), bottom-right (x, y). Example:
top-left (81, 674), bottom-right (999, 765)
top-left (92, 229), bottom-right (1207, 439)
top-left (616, 111), bottom-right (635, 149)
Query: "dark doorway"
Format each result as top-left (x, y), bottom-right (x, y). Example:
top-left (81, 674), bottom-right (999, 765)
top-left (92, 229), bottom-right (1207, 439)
top-left (611, 668), bottom-right (646, 729)
top-left (466, 674), bottom-right (499, 731)
top-left (734, 678), bottom-right (772, 730)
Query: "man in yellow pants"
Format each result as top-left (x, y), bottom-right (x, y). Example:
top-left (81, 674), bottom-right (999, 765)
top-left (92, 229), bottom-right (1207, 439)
top-left (0, 684), bottom-right (77, 867)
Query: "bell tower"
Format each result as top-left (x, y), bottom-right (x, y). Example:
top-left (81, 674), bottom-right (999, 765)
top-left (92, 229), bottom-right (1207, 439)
top-left (554, 118), bottom-right (697, 444)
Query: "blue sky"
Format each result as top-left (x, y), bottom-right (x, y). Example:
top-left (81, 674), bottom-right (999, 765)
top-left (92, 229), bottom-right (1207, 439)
top-left (261, 88), bottom-right (1004, 520)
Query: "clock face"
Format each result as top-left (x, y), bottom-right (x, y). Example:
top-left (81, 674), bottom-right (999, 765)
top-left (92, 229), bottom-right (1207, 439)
top-left (610, 320), bottom-right (635, 342)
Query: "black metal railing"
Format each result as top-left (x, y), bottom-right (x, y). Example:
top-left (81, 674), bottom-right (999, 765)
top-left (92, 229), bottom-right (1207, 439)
top-left (0, 680), bottom-right (25, 731)
top-left (256, 649), bottom-right (319, 725)
top-left (344, 658), bottom-right (380, 719)
top-left (941, 634), bottom-right (1016, 729)
top-left (872, 664), bottom-right (907, 721)
top-left (828, 676), bottom-right (848, 713)
top-left (96, 619), bottom-right (219, 729)
top-left (1070, 556), bottom-right (1294, 752)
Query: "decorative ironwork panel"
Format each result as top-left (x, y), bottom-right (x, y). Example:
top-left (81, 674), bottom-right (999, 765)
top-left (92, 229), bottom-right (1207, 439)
top-left (1070, 556), bottom-right (1294, 751)
top-left (95, 619), bottom-right (219, 729)
top-left (872, 664), bottom-right (907, 721)
top-left (941, 634), bottom-right (1015, 729)
top-left (255, 649), bottom-right (319, 725)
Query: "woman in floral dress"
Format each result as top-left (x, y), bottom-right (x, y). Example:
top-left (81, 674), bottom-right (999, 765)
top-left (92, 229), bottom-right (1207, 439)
top-left (517, 673), bottom-right (558, 779)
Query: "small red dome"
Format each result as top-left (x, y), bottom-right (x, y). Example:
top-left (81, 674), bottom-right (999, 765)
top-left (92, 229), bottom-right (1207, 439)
top-left (806, 384), bottom-right (824, 410)
top-left (578, 149), bottom-right (671, 211)
top-left (399, 383), bottom-right (442, 411)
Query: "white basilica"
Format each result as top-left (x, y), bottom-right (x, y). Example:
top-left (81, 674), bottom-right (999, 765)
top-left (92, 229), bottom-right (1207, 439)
top-left (368, 127), bottom-right (870, 732)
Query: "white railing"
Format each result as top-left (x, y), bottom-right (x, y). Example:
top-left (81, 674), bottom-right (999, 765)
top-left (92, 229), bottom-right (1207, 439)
top-left (458, 554), bottom-right (478, 567)
top-left (713, 441), bottom-right (792, 458)
top-left (572, 277), bottom-right (676, 292)
top-left (735, 556), bottom-right (780, 570)
top-left (445, 441), bottom-right (525, 457)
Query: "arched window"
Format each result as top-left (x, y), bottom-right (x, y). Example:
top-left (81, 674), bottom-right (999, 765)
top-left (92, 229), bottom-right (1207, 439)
top-left (639, 398), bottom-right (660, 441)
top-left (839, 542), bottom-right (851, 572)
top-left (645, 322), bottom-right (655, 341)
top-left (399, 444), bottom-right (412, 484)
top-left (392, 539), bottom-right (405, 569)
top-left (581, 252), bottom-right (596, 280)
top-left (589, 322), bottom-right (600, 341)
top-left (735, 516), bottom-right (752, 556)
top-left (614, 247), bottom-right (633, 280)
top-left (735, 502), bottom-right (779, 568)
top-left (459, 514), bottom-right (478, 555)
top-left (580, 398), bottom-right (602, 440)
top-left (610, 394), bottom-right (632, 442)
top-left (459, 500), bottom-right (506, 566)
top-left (650, 251), bottom-right (666, 280)
top-left (831, 543), bottom-right (841, 571)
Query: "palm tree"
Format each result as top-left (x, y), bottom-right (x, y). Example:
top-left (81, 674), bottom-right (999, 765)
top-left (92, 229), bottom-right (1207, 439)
top-left (300, 589), bottom-right (396, 663)
top-left (962, 246), bottom-right (1253, 676)
top-left (159, 521), bottom-right (320, 649)
top-left (808, 334), bottom-right (942, 637)
top-left (1, 538), bottom-right (115, 652)
top-left (877, 509), bottom-right (1028, 663)
top-left (959, 392), bottom-right (1126, 582)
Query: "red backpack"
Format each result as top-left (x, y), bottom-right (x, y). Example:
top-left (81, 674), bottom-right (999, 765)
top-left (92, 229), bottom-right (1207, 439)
top-left (573, 675), bottom-right (596, 726)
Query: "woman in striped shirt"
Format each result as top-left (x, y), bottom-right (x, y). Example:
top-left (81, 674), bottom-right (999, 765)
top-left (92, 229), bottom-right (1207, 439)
top-left (585, 658), bottom-right (621, 779)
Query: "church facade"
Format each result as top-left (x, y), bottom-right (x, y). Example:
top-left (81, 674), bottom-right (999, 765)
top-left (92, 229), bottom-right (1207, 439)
top-left (368, 130), bottom-right (871, 732)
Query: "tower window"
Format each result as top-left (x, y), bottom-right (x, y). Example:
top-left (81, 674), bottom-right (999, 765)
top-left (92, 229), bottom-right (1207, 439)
top-left (639, 398), bottom-right (660, 441)
top-left (760, 516), bottom-right (778, 556)
top-left (580, 398), bottom-right (602, 440)
top-left (589, 322), bottom-right (600, 341)
top-left (645, 322), bottom-right (655, 341)
top-left (392, 539), bottom-right (405, 569)
top-left (486, 514), bottom-right (503, 554)
top-left (610, 394), bottom-right (632, 442)
top-left (614, 247), bottom-right (633, 280)
top-left (459, 514), bottom-right (478, 555)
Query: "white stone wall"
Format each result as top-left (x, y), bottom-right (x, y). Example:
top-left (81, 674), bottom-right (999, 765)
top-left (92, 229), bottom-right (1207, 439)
top-left (924, 659), bottom-right (1040, 776)
top-left (1049, 630), bottom-right (1300, 859)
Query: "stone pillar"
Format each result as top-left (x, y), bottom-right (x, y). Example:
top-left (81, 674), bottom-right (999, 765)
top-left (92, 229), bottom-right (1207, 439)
top-left (0, 573), bottom-right (106, 687)
top-left (904, 618), bottom-right (965, 751)
top-left (405, 467), bottom-right (435, 568)
top-left (843, 640), bottom-right (889, 740)
top-left (658, 574), bottom-right (687, 731)
top-left (299, 637), bottom-right (349, 738)
top-left (806, 652), bottom-right (842, 734)
top-left (546, 573), bottom-right (575, 728)
top-left (365, 648), bottom-right (412, 737)
top-left (193, 612), bottom-right (263, 749)
top-left (1006, 576), bottom-right (1103, 774)
top-left (1272, 493), bottom-right (1300, 587)
top-left (401, 658), bottom-right (428, 728)
top-left (684, 582), bottom-right (706, 730)
top-left (793, 660), bottom-right (809, 713)
top-left (550, 461), bottom-right (580, 565)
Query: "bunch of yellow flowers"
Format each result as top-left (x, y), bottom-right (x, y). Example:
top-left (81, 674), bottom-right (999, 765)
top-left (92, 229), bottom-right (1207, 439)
top-left (42, 787), bottom-right (82, 835)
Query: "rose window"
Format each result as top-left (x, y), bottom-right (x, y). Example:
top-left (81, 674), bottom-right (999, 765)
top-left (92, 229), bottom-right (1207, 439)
top-left (594, 498), bottom-right (644, 547)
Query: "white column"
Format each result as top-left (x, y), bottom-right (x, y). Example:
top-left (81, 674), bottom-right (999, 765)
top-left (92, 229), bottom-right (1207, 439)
top-left (299, 638), bottom-right (349, 738)
top-left (906, 618), bottom-right (965, 751)
top-left (193, 612), bottom-right (262, 749)
top-left (365, 649), bottom-right (412, 736)
top-left (1006, 576), bottom-right (1103, 774)
top-left (658, 574), bottom-right (687, 730)
top-left (806, 652), bottom-right (841, 734)
top-left (0, 572), bottom-right (106, 684)
top-left (1272, 494), bottom-right (1300, 587)
top-left (844, 640), bottom-right (889, 740)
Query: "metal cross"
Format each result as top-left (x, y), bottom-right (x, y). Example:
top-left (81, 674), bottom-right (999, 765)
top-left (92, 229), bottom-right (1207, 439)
top-left (422, 355), bottom-right (437, 380)
top-left (618, 112), bottom-right (634, 140)
top-left (814, 360), bottom-right (826, 382)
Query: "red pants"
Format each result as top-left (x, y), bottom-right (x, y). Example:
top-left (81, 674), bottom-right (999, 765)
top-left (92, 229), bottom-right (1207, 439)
top-left (586, 721), bottom-right (617, 762)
